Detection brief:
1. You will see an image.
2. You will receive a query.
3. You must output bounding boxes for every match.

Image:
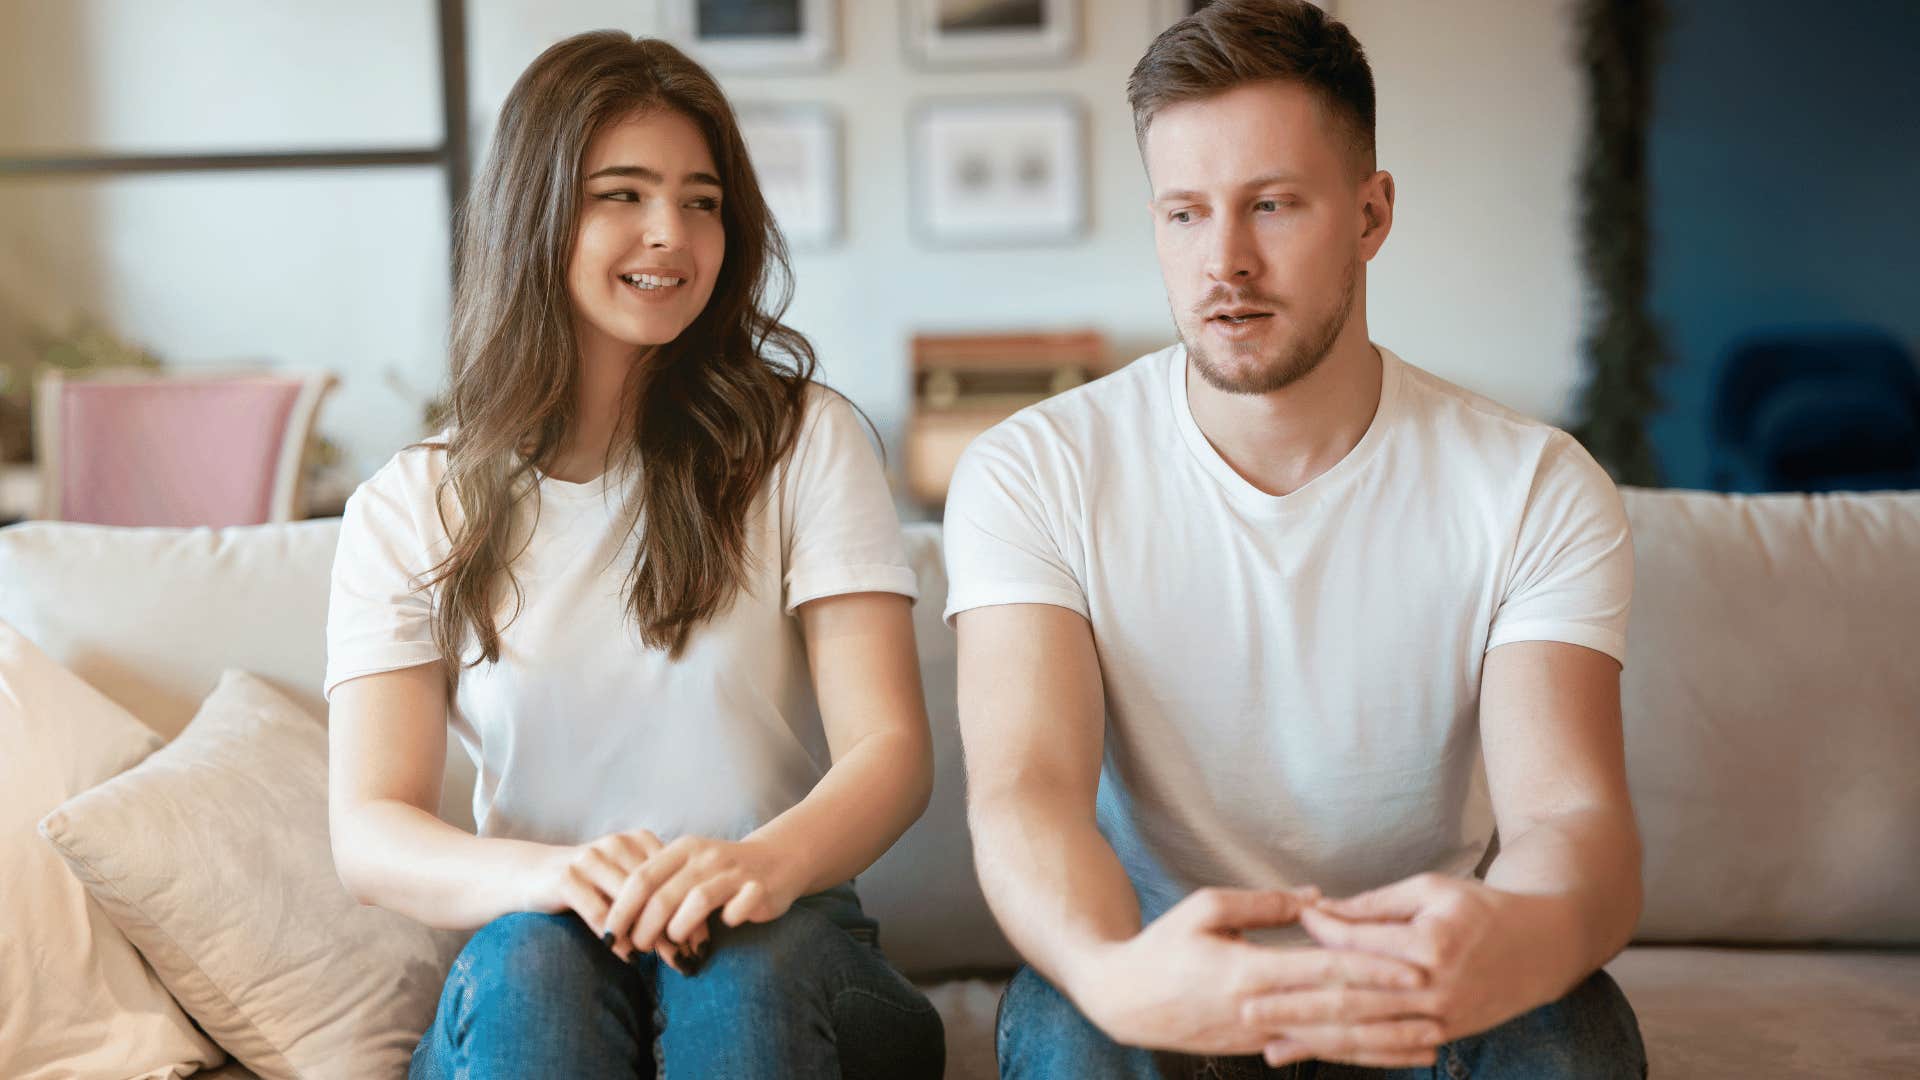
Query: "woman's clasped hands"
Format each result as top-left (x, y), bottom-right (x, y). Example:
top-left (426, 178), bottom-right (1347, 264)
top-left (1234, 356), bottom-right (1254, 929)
top-left (534, 829), bottom-right (803, 974)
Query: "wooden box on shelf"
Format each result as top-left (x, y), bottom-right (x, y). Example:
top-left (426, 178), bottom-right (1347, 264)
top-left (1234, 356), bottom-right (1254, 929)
top-left (903, 329), bottom-right (1109, 507)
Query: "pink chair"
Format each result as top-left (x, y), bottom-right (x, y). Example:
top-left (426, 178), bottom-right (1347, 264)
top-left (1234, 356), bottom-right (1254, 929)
top-left (34, 368), bottom-right (337, 527)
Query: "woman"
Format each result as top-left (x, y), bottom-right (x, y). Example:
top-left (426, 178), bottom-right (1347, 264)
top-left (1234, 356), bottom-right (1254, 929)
top-left (324, 31), bottom-right (945, 1078)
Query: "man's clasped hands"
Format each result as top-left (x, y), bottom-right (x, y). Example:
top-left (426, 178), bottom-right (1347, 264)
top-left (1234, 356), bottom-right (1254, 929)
top-left (1068, 873), bottom-right (1567, 1070)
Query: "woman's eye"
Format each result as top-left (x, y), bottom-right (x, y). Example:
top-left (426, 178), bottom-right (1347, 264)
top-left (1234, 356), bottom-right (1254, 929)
top-left (596, 190), bottom-right (637, 202)
top-left (687, 197), bottom-right (720, 212)
top-left (1170, 210), bottom-right (1194, 225)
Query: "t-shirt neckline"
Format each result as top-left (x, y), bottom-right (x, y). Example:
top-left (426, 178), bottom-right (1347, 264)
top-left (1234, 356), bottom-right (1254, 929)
top-left (1167, 341), bottom-right (1403, 516)
top-left (531, 455), bottom-right (635, 505)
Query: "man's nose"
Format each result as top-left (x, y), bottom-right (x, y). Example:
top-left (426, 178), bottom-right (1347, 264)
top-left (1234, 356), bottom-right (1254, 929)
top-left (1205, 218), bottom-right (1259, 282)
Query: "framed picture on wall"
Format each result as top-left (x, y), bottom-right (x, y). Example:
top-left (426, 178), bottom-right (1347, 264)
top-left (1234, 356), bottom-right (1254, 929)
top-left (910, 97), bottom-right (1087, 247)
top-left (663, 0), bottom-right (837, 72)
top-left (1152, 0), bottom-right (1330, 29)
top-left (737, 104), bottom-right (842, 250)
top-left (904, 0), bottom-right (1079, 69)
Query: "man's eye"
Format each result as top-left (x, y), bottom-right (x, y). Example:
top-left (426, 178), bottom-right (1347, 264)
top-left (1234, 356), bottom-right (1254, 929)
top-left (1256, 200), bottom-right (1279, 212)
top-left (1170, 210), bottom-right (1194, 224)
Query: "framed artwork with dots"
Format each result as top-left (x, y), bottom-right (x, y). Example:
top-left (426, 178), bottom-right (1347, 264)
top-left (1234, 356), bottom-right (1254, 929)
top-left (909, 97), bottom-right (1087, 247)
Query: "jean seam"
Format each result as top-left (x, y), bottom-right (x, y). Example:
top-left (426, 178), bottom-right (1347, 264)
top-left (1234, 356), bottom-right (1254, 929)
top-left (833, 982), bottom-right (940, 1018)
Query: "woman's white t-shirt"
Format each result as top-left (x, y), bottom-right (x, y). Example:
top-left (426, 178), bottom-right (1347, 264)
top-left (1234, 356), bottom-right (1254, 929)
top-left (324, 387), bottom-right (917, 847)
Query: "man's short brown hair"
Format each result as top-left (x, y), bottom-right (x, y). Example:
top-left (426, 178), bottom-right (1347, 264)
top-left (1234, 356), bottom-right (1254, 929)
top-left (1128, 0), bottom-right (1377, 175)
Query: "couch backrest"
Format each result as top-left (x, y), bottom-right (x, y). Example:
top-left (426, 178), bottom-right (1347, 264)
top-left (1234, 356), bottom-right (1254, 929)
top-left (1618, 488), bottom-right (1920, 945)
top-left (3, 489), bottom-right (1915, 958)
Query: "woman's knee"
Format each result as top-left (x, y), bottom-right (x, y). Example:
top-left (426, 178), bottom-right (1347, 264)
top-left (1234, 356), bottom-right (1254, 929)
top-left (670, 903), bottom-right (841, 1012)
top-left (444, 912), bottom-right (612, 1017)
top-left (418, 912), bottom-right (653, 1074)
top-left (656, 904), bottom-right (942, 1075)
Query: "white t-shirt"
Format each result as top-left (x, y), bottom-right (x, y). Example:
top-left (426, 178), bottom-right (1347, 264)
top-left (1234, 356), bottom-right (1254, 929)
top-left (325, 387), bottom-right (918, 847)
top-left (943, 344), bottom-right (1632, 921)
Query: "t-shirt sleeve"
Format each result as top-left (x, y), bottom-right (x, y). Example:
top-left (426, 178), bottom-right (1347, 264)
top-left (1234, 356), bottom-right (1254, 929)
top-left (1486, 433), bottom-right (1634, 664)
top-left (941, 430), bottom-right (1088, 626)
top-left (780, 390), bottom-right (919, 614)
top-left (323, 460), bottom-right (447, 699)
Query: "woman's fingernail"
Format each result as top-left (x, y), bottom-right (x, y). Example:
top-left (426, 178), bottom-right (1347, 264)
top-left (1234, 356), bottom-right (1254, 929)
top-left (601, 931), bottom-right (616, 948)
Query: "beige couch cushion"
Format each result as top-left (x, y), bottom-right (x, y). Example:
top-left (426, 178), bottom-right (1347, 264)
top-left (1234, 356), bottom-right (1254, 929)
top-left (0, 621), bottom-right (225, 1080)
top-left (40, 670), bottom-right (463, 1080)
top-left (1606, 947), bottom-right (1920, 1077)
top-left (1619, 490), bottom-right (1920, 944)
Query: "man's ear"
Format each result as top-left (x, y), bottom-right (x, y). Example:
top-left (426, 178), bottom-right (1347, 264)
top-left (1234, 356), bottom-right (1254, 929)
top-left (1360, 171), bottom-right (1395, 253)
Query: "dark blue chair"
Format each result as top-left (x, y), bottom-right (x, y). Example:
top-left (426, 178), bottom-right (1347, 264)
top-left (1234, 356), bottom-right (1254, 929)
top-left (1708, 329), bottom-right (1920, 493)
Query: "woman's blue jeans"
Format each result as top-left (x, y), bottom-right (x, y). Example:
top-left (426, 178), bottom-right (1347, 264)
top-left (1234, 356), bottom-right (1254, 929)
top-left (410, 885), bottom-right (945, 1079)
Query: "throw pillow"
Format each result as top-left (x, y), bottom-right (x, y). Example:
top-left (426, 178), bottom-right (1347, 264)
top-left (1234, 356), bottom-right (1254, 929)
top-left (0, 620), bottom-right (224, 1080)
top-left (39, 669), bottom-right (464, 1080)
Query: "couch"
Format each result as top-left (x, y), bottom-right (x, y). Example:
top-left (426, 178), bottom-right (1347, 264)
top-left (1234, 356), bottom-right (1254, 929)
top-left (2, 487), bottom-right (1916, 1078)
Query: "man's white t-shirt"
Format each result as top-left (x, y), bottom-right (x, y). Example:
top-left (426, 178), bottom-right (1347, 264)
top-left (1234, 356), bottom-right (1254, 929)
top-left (943, 344), bottom-right (1632, 921)
top-left (324, 387), bottom-right (918, 847)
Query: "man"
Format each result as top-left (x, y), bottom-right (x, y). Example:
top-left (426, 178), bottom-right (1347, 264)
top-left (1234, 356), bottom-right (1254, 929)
top-left (943, 2), bottom-right (1648, 1077)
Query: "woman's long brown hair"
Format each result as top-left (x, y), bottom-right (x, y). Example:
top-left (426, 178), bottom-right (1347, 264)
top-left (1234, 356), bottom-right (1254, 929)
top-left (423, 31), bottom-right (817, 667)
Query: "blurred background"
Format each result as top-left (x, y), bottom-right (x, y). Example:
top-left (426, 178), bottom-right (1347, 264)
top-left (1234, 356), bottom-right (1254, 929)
top-left (1, 0), bottom-right (1915, 526)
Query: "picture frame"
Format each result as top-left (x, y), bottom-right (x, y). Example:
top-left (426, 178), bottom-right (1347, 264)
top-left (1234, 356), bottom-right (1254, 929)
top-left (903, 0), bottom-right (1079, 69)
top-left (1151, 0), bottom-right (1330, 29)
top-left (662, 0), bottom-right (838, 73)
top-left (736, 104), bottom-right (842, 250)
top-left (909, 97), bottom-right (1087, 247)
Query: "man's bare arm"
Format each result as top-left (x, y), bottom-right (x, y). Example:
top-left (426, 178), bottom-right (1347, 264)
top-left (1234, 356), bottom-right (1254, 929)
top-left (1476, 639), bottom-right (1643, 984)
top-left (956, 603), bottom-right (1139, 993)
top-left (958, 603), bottom-right (1429, 1061)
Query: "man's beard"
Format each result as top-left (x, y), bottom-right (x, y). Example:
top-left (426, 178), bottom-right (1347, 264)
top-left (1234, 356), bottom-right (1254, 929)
top-left (1181, 259), bottom-right (1358, 396)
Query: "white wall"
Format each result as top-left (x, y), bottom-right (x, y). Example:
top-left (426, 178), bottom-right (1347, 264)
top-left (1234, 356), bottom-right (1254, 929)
top-left (0, 0), bottom-right (1586, 488)
top-left (1346, 0), bottom-right (1586, 423)
top-left (473, 0), bottom-right (1588, 450)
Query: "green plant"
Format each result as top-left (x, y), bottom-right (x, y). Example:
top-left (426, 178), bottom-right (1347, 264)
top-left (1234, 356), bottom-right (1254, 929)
top-left (1568, 0), bottom-right (1674, 487)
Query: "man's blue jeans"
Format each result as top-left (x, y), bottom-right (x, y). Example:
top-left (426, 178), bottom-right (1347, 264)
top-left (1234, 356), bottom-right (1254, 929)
top-left (410, 885), bottom-right (945, 1079)
top-left (996, 964), bottom-right (1646, 1079)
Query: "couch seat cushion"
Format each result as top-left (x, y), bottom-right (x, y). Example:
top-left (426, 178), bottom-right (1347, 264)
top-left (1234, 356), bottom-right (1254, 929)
top-left (1607, 946), bottom-right (1920, 1077)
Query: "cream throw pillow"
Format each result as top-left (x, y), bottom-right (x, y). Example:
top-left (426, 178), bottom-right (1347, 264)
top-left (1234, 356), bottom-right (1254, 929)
top-left (0, 620), bottom-right (224, 1080)
top-left (40, 670), bottom-right (465, 1080)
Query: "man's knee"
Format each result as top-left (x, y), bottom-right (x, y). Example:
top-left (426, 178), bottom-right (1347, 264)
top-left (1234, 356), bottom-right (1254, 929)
top-left (997, 966), bottom-right (1157, 1080)
top-left (1450, 969), bottom-right (1647, 1079)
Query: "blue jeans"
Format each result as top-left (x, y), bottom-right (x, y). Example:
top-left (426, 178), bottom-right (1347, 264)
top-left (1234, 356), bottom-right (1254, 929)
top-left (996, 964), bottom-right (1646, 1079)
top-left (411, 885), bottom-right (945, 1079)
